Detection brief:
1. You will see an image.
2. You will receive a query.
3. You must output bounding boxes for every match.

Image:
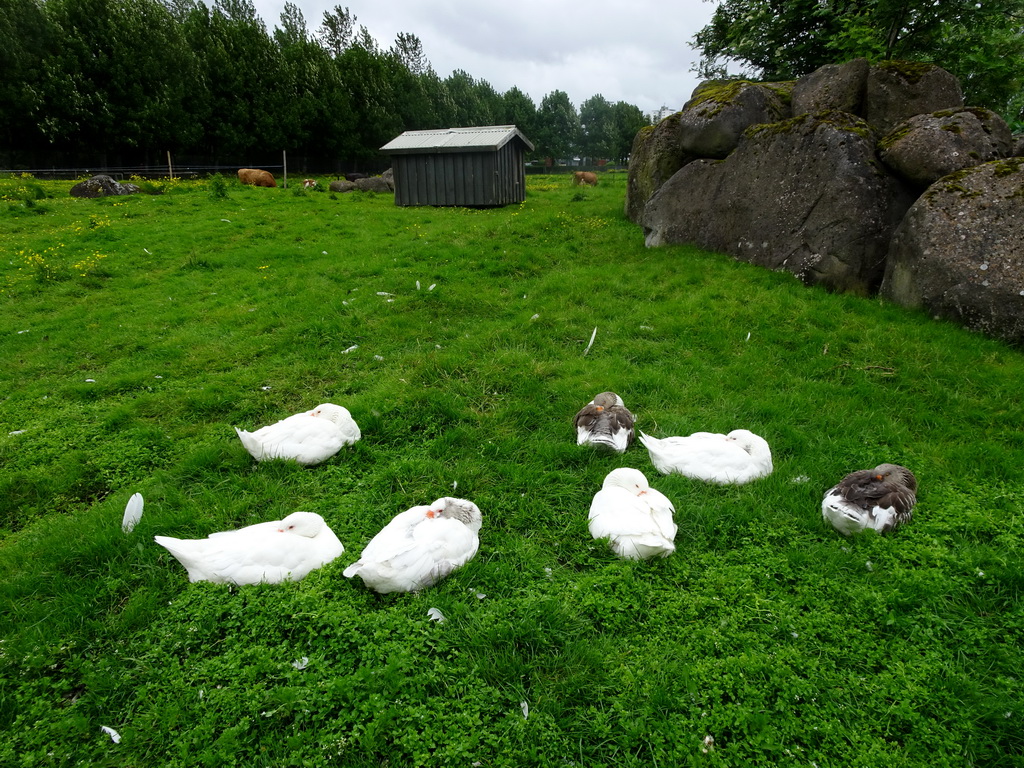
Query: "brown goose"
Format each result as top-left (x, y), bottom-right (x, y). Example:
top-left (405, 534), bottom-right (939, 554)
top-left (822, 463), bottom-right (917, 536)
top-left (573, 392), bottom-right (635, 453)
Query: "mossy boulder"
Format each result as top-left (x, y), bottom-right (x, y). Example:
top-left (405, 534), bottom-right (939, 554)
top-left (791, 58), bottom-right (869, 117)
top-left (69, 174), bottom-right (141, 198)
top-left (677, 80), bottom-right (793, 159)
top-left (354, 176), bottom-right (392, 193)
top-left (624, 112), bottom-right (696, 223)
top-left (864, 61), bottom-right (963, 134)
top-left (791, 59), bottom-right (963, 135)
top-left (643, 112), bottom-right (914, 294)
top-left (881, 159), bottom-right (1024, 344)
top-left (879, 108), bottom-right (1013, 189)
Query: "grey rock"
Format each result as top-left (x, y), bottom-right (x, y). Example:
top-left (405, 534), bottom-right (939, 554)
top-left (864, 61), bottom-right (963, 135)
top-left (70, 174), bottom-right (141, 198)
top-left (881, 158), bottom-right (1024, 345)
top-left (792, 58), bottom-right (869, 117)
top-left (643, 112), bottom-right (914, 295)
top-left (354, 176), bottom-right (392, 193)
top-left (625, 111), bottom-right (695, 223)
top-left (677, 80), bottom-right (793, 159)
top-left (880, 108), bottom-right (1013, 188)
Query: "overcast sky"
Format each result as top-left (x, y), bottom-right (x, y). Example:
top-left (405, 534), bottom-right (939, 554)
top-left (249, 0), bottom-right (717, 118)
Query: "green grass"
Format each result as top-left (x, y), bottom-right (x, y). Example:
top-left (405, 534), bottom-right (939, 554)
top-left (0, 170), bottom-right (1021, 767)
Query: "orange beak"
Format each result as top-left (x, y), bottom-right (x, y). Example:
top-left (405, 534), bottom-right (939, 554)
top-left (425, 509), bottom-right (437, 519)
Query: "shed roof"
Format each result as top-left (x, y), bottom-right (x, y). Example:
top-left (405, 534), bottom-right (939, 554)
top-left (380, 125), bottom-right (534, 155)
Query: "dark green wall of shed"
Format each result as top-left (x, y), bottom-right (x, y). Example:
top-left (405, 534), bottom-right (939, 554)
top-left (391, 142), bottom-right (527, 207)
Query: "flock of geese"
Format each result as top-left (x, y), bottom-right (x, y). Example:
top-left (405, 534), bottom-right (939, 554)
top-left (139, 391), bottom-right (917, 591)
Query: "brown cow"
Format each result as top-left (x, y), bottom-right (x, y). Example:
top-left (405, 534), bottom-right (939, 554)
top-left (302, 178), bottom-right (317, 189)
top-left (237, 168), bottom-right (277, 187)
top-left (573, 171), bottom-right (598, 186)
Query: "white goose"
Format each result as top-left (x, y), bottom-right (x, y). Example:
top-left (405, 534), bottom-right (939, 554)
top-left (588, 467), bottom-right (677, 560)
top-left (822, 463), bottom-right (917, 536)
top-left (154, 511), bottom-right (344, 585)
top-left (638, 428), bottom-right (773, 484)
top-left (235, 403), bottom-right (360, 466)
top-left (343, 497), bottom-right (482, 593)
top-left (574, 391), bottom-right (635, 453)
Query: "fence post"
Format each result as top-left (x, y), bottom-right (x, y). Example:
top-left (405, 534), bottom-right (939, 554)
top-left (283, 150), bottom-right (287, 189)
top-left (167, 151), bottom-right (173, 179)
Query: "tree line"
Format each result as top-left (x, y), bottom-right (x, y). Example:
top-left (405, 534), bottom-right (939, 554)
top-left (0, 0), bottom-right (650, 171)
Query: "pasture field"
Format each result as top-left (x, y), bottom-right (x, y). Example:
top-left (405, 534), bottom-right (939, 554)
top-left (0, 172), bottom-right (1021, 767)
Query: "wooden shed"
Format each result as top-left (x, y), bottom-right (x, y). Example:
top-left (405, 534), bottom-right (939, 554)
top-left (380, 125), bottom-right (534, 207)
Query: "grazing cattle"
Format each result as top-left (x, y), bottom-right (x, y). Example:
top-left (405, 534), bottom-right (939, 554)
top-left (237, 168), bottom-right (277, 188)
top-left (573, 171), bottom-right (598, 186)
top-left (302, 178), bottom-right (317, 189)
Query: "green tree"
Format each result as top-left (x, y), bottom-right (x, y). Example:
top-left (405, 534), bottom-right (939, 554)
top-left (336, 33), bottom-right (399, 158)
top-left (385, 38), bottom-right (442, 131)
top-left (610, 100), bottom-right (648, 164)
top-left (444, 70), bottom-right (502, 126)
top-left (693, 0), bottom-right (1024, 117)
top-left (182, 0), bottom-right (285, 159)
top-left (40, 0), bottom-right (198, 158)
top-left (0, 0), bottom-right (54, 156)
top-left (273, 2), bottom-right (353, 160)
top-left (273, 0), bottom-right (307, 47)
top-left (316, 5), bottom-right (356, 57)
top-left (501, 86), bottom-right (538, 141)
top-left (579, 94), bottom-right (615, 162)
top-left (535, 90), bottom-right (579, 162)
top-left (393, 32), bottom-right (428, 76)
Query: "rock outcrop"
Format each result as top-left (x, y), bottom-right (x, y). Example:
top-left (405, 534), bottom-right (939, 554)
top-left (790, 58), bottom-right (870, 117)
top-left (631, 58), bottom-right (1022, 343)
top-left (881, 159), bottom-right (1024, 344)
top-left (624, 112), bottom-right (694, 222)
top-left (879, 108), bottom-right (1013, 188)
top-left (863, 61), bottom-right (964, 135)
top-left (354, 176), bottom-right (392, 193)
top-left (644, 112), bottom-right (914, 294)
top-left (678, 80), bottom-right (793, 159)
top-left (69, 175), bottom-right (141, 198)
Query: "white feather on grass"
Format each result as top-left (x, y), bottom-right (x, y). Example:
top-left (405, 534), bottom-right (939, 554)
top-left (122, 493), bottom-right (143, 533)
top-left (583, 327), bottom-right (598, 356)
